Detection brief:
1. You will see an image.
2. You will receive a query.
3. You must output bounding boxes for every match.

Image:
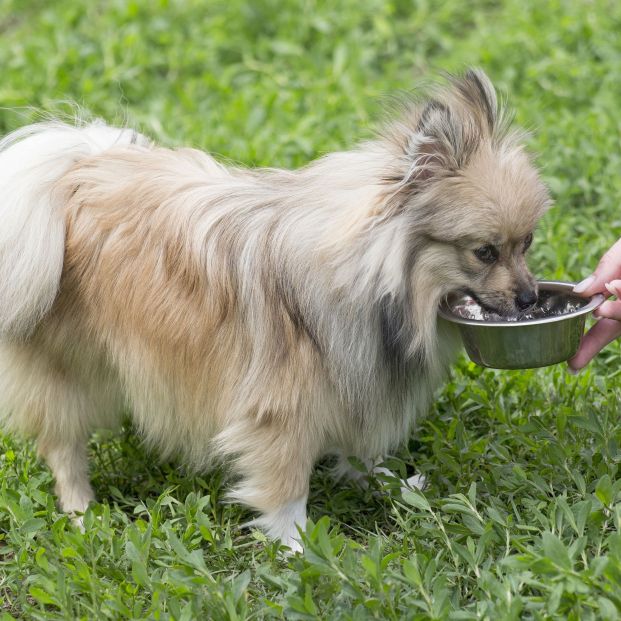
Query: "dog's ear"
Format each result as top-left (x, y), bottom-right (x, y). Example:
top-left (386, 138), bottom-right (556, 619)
top-left (402, 100), bottom-right (460, 186)
top-left (395, 69), bottom-right (500, 190)
top-left (451, 68), bottom-right (498, 136)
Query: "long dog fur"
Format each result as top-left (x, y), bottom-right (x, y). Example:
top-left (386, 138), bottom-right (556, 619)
top-left (0, 70), bottom-right (550, 550)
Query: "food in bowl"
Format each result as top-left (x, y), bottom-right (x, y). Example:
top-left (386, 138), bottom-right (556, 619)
top-left (438, 281), bottom-right (604, 369)
top-left (451, 290), bottom-right (586, 322)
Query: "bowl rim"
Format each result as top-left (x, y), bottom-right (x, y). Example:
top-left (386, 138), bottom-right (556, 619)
top-left (437, 280), bottom-right (605, 328)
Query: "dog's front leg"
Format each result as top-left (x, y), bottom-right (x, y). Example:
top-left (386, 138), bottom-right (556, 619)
top-left (246, 495), bottom-right (308, 554)
top-left (220, 422), bottom-right (316, 553)
top-left (334, 453), bottom-right (426, 493)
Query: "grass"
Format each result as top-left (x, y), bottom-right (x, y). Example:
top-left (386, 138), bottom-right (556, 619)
top-left (1, 0), bottom-right (621, 618)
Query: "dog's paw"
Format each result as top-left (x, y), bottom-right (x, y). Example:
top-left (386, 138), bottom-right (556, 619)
top-left (57, 482), bottom-right (95, 516)
top-left (70, 512), bottom-right (86, 533)
top-left (401, 473), bottom-right (427, 493)
top-left (279, 535), bottom-right (304, 556)
top-left (243, 496), bottom-right (307, 555)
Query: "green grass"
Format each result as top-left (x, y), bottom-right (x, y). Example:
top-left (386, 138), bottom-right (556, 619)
top-left (1, 0), bottom-right (621, 618)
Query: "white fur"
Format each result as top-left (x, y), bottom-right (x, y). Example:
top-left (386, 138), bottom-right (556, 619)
top-left (41, 443), bottom-right (94, 514)
top-left (0, 121), bottom-right (147, 338)
top-left (246, 496), bottom-right (308, 554)
top-left (334, 454), bottom-right (427, 493)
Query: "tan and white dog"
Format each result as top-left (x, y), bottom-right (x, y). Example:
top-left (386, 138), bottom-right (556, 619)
top-left (0, 70), bottom-right (549, 551)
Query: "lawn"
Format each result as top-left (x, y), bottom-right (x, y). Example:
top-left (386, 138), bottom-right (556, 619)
top-left (1, 0), bottom-right (621, 618)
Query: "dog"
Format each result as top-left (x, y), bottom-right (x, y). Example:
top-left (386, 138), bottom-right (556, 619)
top-left (0, 69), bottom-right (549, 552)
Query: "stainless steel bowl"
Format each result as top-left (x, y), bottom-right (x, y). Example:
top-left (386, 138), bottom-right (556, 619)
top-left (438, 281), bottom-right (605, 369)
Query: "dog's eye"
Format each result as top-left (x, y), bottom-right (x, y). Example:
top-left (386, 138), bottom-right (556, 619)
top-left (474, 245), bottom-right (499, 264)
top-left (523, 233), bottom-right (533, 252)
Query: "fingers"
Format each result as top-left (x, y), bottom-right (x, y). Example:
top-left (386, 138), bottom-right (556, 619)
top-left (568, 238), bottom-right (621, 368)
top-left (567, 318), bottom-right (621, 371)
top-left (604, 280), bottom-right (621, 299)
top-left (574, 238), bottom-right (621, 297)
top-left (594, 298), bottom-right (621, 321)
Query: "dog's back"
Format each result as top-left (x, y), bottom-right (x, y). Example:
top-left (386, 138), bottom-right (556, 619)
top-left (0, 133), bottom-right (332, 552)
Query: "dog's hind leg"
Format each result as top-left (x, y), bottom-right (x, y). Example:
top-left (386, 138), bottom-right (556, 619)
top-left (0, 341), bottom-right (120, 520)
top-left (38, 437), bottom-right (94, 516)
top-left (22, 387), bottom-right (96, 519)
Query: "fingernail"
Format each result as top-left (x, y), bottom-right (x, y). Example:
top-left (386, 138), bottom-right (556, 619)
top-left (574, 275), bottom-right (595, 293)
top-left (605, 282), bottom-right (619, 297)
top-left (567, 367), bottom-right (579, 375)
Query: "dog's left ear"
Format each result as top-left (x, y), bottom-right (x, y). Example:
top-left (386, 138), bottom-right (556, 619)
top-left (387, 69), bottom-right (499, 195)
top-left (403, 99), bottom-right (461, 185)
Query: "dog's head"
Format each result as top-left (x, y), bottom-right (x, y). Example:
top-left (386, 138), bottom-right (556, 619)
top-left (383, 69), bottom-right (551, 316)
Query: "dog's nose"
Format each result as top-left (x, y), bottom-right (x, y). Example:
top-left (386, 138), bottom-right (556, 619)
top-left (516, 289), bottom-right (537, 310)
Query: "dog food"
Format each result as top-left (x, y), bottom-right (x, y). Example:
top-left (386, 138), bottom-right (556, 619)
top-left (451, 291), bottom-right (584, 322)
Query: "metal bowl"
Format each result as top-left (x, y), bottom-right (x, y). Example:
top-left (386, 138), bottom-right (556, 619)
top-left (438, 280), bottom-right (605, 369)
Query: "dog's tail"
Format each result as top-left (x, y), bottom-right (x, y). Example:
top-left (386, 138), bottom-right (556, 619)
top-left (0, 120), bottom-right (148, 338)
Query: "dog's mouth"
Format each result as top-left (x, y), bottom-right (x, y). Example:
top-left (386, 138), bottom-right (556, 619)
top-left (461, 289), bottom-right (517, 318)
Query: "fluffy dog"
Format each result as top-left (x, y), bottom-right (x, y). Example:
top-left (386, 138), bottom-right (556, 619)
top-left (0, 70), bottom-right (549, 551)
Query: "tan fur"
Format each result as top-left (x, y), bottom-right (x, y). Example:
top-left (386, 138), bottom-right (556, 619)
top-left (0, 70), bottom-right (550, 548)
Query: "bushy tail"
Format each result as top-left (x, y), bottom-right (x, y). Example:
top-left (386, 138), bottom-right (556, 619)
top-left (0, 120), bottom-right (149, 338)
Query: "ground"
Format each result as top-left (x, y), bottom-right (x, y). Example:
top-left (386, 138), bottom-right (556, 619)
top-left (1, 0), bottom-right (621, 619)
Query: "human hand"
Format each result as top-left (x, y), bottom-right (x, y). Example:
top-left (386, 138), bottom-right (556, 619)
top-left (568, 237), bottom-right (621, 372)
